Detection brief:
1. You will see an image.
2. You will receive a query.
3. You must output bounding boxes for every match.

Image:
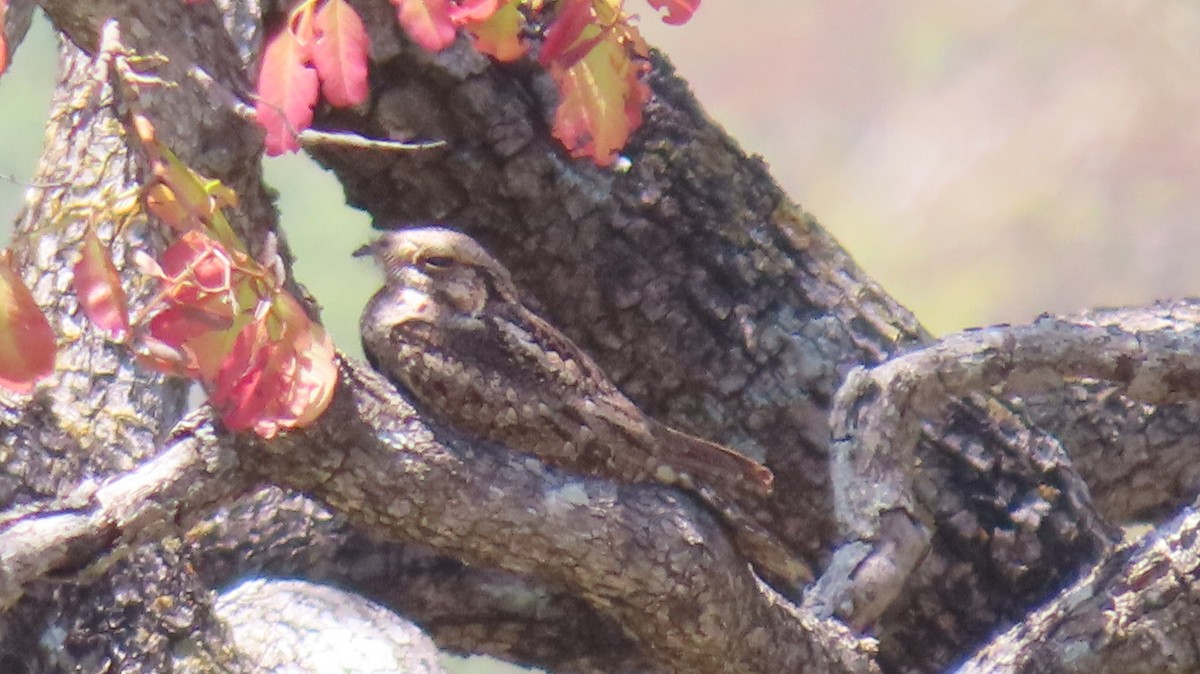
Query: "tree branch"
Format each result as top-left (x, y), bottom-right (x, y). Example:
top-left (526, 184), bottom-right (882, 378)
top-left (819, 300), bottom-right (1200, 628)
top-left (0, 412), bottom-right (248, 610)
top-left (1013, 381), bottom-right (1200, 524)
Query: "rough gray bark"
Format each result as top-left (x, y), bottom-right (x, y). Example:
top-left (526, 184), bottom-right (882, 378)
top-left (812, 302), bottom-right (1200, 629)
top-left (1015, 383), bottom-right (1200, 524)
top-left (960, 502), bottom-right (1200, 674)
top-left (3, 1), bottom-right (1200, 674)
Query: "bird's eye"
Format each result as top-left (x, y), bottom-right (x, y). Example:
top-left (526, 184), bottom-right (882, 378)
top-left (421, 255), bottom-right (454, 270)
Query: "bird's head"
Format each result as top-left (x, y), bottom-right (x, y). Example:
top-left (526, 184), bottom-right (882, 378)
top-left (354, 227), bottom-right (517, 316)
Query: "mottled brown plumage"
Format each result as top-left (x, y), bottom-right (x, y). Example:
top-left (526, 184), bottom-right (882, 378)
top-left (354, 226), bottom-right (774, 497)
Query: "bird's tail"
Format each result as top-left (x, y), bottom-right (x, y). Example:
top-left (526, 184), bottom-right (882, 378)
top-left (692, 482), bottom-right (814, 587)
top-left (654, 424), bottom-right (812, 588)
top-left (654, 424), bottom-right (775, 498)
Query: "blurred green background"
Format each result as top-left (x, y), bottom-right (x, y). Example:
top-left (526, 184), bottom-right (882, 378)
top-left (3, 3), bottom-right (1200, 671)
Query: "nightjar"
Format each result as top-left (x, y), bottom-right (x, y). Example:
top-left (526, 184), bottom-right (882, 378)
top-left (355, 227), bottom-right (809, 584)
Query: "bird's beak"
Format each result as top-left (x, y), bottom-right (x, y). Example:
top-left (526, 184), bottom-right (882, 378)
top-left (352, 241), bottom-right (376, 259)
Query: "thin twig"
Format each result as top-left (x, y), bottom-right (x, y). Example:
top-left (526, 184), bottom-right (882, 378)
top-left (298, 128), bottom-right (446, 151)
top-left (0, 173), bottom-right (72, 190)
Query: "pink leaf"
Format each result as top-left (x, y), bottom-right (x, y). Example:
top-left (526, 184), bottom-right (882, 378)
top-left (0, 250), bottom-right (55, 393)
top-left (73, 229), bottom-right (131, 340)
top-left (313, 0), bottom-right (370, 107)
top-left (0, 0), bottom-right (9, 77)
top-left (209, 293), bottom-right (336, 438)
top-left (392, 0), bottom-right (457, 52)
top-left (255, 24), bottom-right (319, 155)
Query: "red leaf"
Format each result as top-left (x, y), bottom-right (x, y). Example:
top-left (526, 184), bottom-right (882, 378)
top-left (645, 0), bottom-right (698, 25)
top-left (210, 319), bottom-right (274, 432)
top-left (550, 30), bottom-right (649, 166)
top-left (209, 294), bottom-right (336, 438)
top-left (392, 0), bottom-right (457, 52)
top-left (149, 304), bottom-right (231, 353)
top-left (553, 23), bottom-right (608, 69)
top-left (159, 231), bottom-right (237, 308)
top-left (73, 229), bottom-right (130, 340)
top-left (461, 0), bottom-right (525, 61)
top-left (0, 250), bottom-right (55, 393)
top-left (313, 0), bottom-right (370, 107)
top-left (539, 0), bottom-right (592, 66)
top-left (142, 229), bottom-right (335, 436)
top-left (147, 231), bottom-right (242, 378)
top-left (0, 0), bottom-right (9, 77)
top-left (279, 321), bottom-right (337, 429)
top-left (256, 23), bottom-right (319, 155)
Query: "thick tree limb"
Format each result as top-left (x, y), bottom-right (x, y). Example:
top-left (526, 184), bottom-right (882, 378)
top-left (1, 352), bottom-right (878, 673)
top-left (1, 4), bottom-right (266, 672)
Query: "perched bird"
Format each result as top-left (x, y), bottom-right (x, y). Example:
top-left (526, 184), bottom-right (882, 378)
top-left (355, 227), bottom-right (810, 585)
top-left (353, 226), bottom-right (774, 499)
